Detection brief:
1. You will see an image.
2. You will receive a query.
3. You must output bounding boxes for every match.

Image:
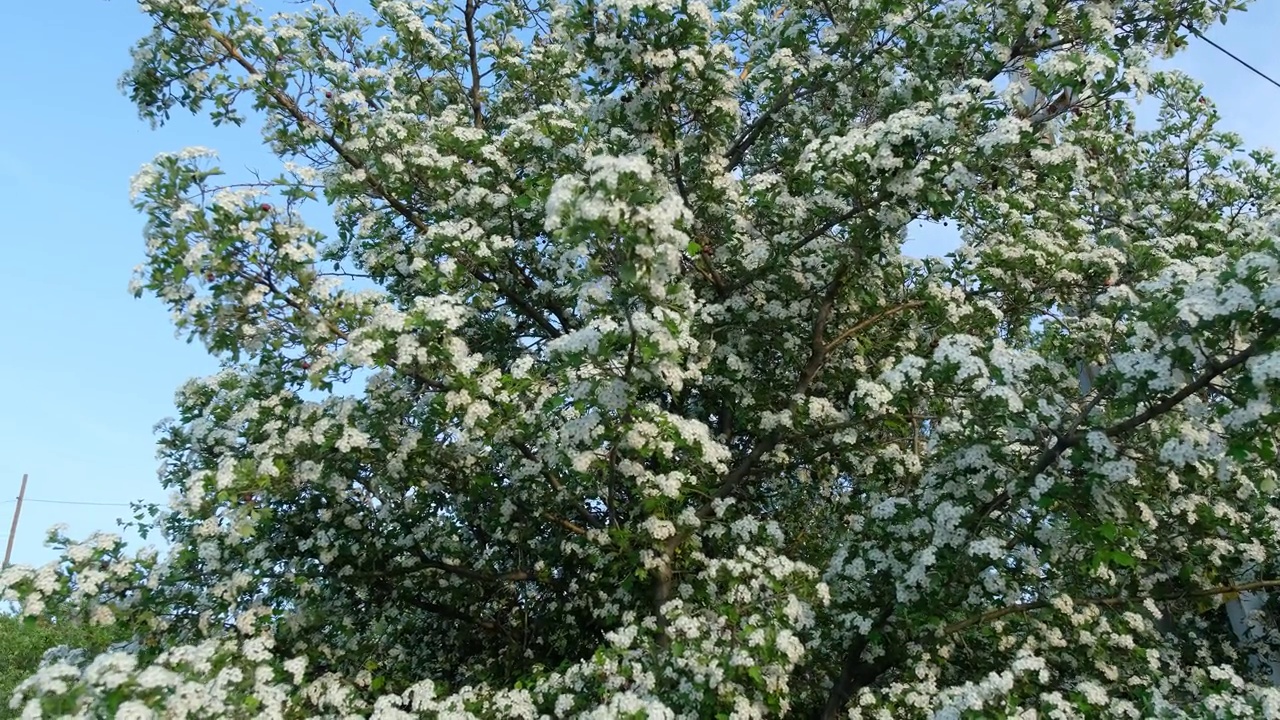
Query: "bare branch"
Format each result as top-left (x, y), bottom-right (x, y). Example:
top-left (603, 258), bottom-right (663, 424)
top-left (824, 300), bottom-right (925, 355)
top-left (465, 0), bottom-right (485, 129)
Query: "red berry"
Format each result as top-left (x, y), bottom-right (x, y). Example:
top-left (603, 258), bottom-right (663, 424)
top-left (205, 272), bottom-right (215, 282)
top-left (300, 361), bottom-right (311, 370)
top-left (324, 91), bottom-right (333, 99)
top-left (260, 203), bottom-right (272, 212)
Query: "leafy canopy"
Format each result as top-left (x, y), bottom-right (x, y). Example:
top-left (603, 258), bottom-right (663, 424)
top-left (9, 0), bottom-right (1280, 717)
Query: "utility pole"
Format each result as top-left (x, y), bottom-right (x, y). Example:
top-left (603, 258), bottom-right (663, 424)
top-left (2, 473), bottom-right (28, 569)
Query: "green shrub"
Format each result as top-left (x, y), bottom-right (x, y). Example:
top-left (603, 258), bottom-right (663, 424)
top-left (0, 615), bottom-right (128, 718)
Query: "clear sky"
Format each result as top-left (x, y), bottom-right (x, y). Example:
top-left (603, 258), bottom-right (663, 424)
top-left (1, 1), bottom-right (1277, 567)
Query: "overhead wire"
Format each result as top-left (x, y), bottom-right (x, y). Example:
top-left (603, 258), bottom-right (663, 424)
top-left (23, 498), bottom-right (135, 508)
top-left (1, 498), bottom-right (133, 508)
top-left (1185, 25), bottom-right (1280, 92)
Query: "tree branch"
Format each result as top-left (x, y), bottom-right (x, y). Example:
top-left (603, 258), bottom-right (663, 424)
top-left (1104, 333), bottom-right (1270, 437)
top-left (724, 6), bottom-right (932, 171)
top-left (515, 442), bottom-right (604, 529)
top-left (942, 579), bottom-right (1280, 637)
top-left (974, 328), bottom-right (1277, 525)
top-left (204, 24), bottom-right (564, 339)
top-left (824, 300), bottom-right (925, 355)
top-left (820, 602), bottom-right (897, 720)
top-left (465, 0), bottom-right (485, 129)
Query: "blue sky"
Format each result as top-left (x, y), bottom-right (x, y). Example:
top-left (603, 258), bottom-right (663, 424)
top-left (0, 1), bottom-right (1277, 566)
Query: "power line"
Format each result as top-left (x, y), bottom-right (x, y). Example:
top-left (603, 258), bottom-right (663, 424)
top-left (2, 498), bottom-right (137, 507)
top-left (20, 498), bottom-right (134, 508)
top-left (1186, 26), bottom-right (1280, 92)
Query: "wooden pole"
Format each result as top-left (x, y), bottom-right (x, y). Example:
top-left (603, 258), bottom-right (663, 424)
top-left (2, 473), bottom-right (28, 569)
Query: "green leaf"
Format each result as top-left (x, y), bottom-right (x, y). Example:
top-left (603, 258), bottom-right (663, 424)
top-left (1110, 550), bottom-right (1136, 568)
top-left (619, 264), bottom-right (638, 284)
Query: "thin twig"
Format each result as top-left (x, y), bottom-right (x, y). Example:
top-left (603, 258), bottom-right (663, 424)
top-left (824, 300), bottom-right (925, 354)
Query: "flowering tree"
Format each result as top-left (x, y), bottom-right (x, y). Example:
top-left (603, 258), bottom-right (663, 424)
top-left (10, 0), bottom-right (1280, 715)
